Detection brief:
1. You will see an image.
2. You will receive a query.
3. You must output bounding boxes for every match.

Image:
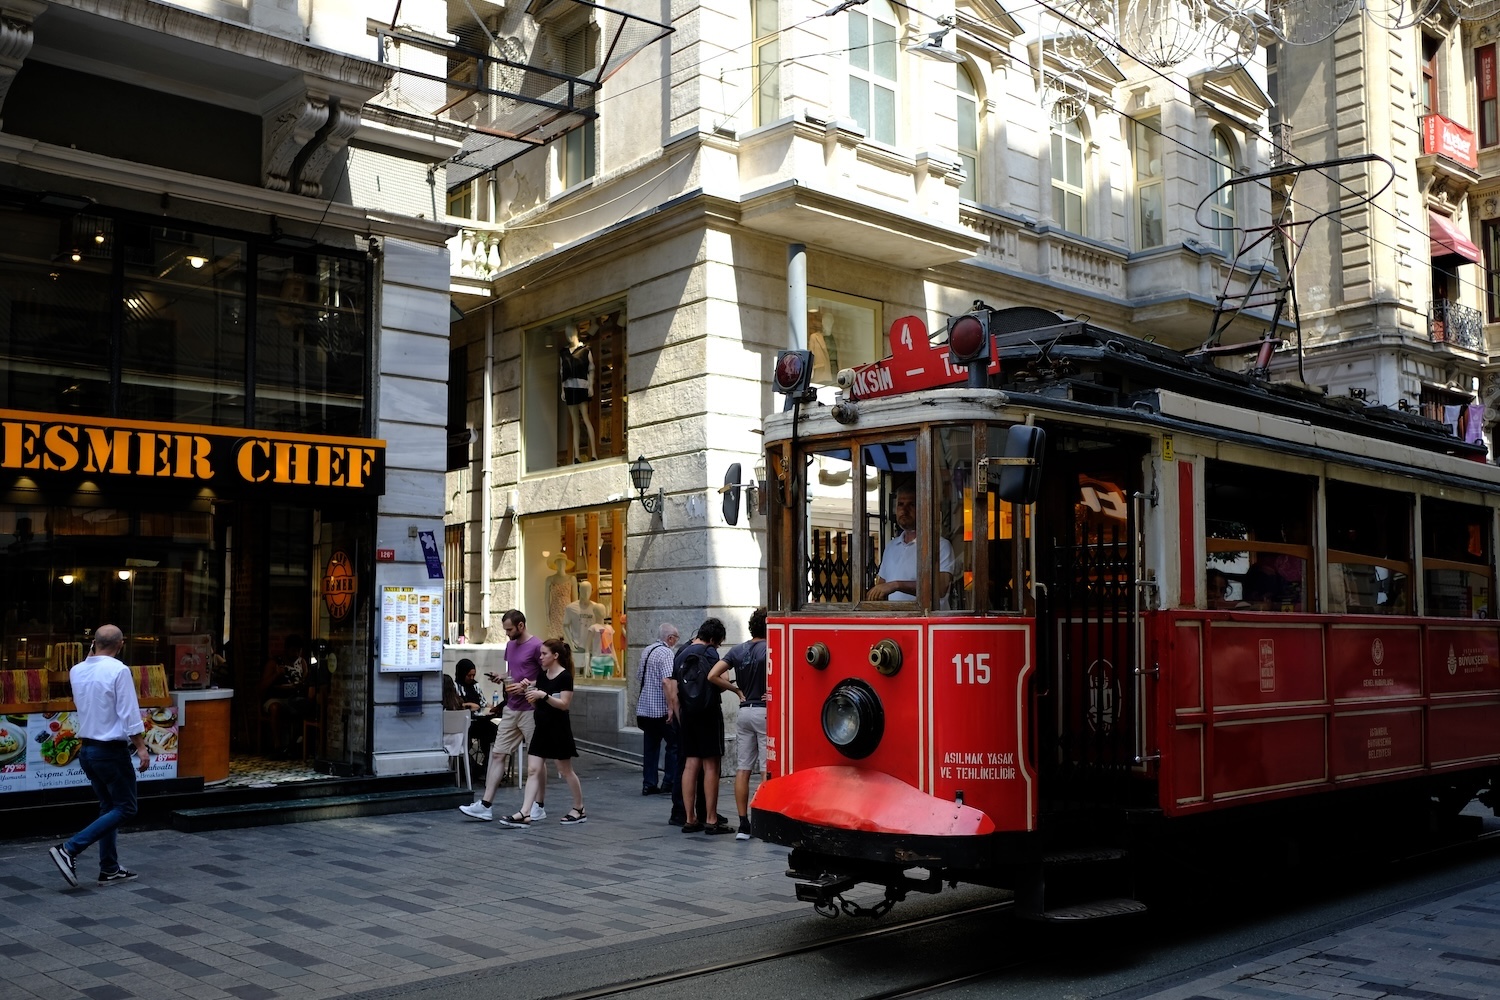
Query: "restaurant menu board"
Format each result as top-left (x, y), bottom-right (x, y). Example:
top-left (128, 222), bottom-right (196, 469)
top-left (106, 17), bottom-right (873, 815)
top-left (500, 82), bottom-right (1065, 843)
top-left (380, 586), bottom-right (444, 672)
top-left (1, 709), bottom-right (178, 791)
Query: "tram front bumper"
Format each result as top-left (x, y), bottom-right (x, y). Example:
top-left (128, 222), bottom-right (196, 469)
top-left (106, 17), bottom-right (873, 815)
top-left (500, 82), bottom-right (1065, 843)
top-left (752, 765), bottom-right (997, 869)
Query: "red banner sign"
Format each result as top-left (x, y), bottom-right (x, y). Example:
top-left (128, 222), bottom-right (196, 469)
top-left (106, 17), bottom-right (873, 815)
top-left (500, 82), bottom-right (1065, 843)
top-left (1423, 113), bottom-right (1479, 169)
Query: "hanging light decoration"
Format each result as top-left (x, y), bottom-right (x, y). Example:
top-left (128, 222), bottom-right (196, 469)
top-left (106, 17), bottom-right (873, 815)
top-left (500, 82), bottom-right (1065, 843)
top-left (1266, 0), bottom-right (1361, 46)
top-left (1120, 0), bottom-right (1205, 69)
top-left (1044, 71), bottom-right (1090, 126)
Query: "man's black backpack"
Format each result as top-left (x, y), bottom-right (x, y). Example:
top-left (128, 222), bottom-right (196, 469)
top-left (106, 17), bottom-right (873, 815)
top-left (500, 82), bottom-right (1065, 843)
top-left (675, 645), bottom-right (717, 715)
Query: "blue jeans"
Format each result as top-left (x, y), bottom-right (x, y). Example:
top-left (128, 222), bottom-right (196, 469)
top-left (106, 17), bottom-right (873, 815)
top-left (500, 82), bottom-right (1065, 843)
top-left (637, 714), bottom-right (676, 791)
top-left (66, 742), bottom-right (138, 874)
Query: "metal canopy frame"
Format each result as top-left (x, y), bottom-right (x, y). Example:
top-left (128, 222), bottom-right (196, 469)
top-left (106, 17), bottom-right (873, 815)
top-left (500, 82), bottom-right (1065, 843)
top-left (376, 0), bottom-right (673, 175)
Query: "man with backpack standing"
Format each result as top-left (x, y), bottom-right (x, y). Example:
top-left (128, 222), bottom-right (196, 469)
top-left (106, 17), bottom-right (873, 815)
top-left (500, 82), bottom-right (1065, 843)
top-left (666, 617), bottom-right (729, 834)
top-left (636, 622), bottom-right (680, 796)
top-left (710, 607), bottom-right (767, 840)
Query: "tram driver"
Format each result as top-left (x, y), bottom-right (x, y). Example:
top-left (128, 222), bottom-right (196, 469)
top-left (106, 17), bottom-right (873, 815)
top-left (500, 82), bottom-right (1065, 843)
top-left (867, 478), bottom-right (961, 609)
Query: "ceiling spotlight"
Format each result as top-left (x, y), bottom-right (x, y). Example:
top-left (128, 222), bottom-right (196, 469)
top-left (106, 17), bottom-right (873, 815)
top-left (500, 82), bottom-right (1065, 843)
top-left (187, 255), bottom-right (208, 268)
top-left (117, 569), bottom-right (132, 581)
top-left (93, 231), bottom-right (105, 244)
top-left (69, 249), bottom-right (81, 263)
top-left (60, 574), bottom-right (74, 585)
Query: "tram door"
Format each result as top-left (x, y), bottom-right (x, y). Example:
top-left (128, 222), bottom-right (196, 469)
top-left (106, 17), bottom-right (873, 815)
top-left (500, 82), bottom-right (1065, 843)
top-left (1032, 435), bottom-right (1143, 810)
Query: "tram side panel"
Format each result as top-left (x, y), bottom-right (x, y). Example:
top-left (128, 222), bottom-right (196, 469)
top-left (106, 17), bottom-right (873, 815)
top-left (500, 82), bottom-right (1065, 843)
top-left (1152, 612), bottom-right (1500, 815)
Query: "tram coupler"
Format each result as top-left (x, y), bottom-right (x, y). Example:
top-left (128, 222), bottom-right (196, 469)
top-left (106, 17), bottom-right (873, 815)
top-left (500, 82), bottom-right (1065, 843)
top-left (791, 871), bottom-right (858, 907)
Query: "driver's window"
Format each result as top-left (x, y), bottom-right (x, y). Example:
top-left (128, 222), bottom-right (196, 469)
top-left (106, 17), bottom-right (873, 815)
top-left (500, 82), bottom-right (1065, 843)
top-left (935, 426), bottom-right (971, 611)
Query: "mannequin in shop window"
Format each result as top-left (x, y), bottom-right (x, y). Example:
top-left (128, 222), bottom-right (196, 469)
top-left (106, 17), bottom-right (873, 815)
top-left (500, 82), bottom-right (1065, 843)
top-left (563, 581), bottom-right (608, 670)
top-left (559, 327), bottom-right (597, 463)
top-left (544, 555), bottom-right (577, 640)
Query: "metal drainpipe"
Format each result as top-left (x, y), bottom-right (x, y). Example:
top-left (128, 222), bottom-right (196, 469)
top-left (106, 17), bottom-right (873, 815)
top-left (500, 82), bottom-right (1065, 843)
top-left (481, 304), bottom-right (494, 633)
top-left (788, 243), bottom-right (806, 351)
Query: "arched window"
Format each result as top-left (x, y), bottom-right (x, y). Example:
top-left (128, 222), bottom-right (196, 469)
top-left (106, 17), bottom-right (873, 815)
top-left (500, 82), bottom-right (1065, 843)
top-left (1051, 119), bottom-right (1086, 233)
top-left (848, 0), bottom-right (898, 144)
top-left (956, 66), bottom-right (980, 202)
top-left (752, 0), bottom-right (780, 127)
top-left (1209, 128), bottom-right (1237, 256)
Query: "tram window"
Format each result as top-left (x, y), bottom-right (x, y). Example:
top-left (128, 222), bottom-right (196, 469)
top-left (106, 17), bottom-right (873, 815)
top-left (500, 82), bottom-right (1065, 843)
top-left (1326, 481), bottom-right (1411, 614)
top-left (802, 447), bottom-right (864, 605)
top-left (1204, 461), bottom-right (1314, 612)
top-left (1421, 497), bottom-right (1493, 618)
top-left (935, 427), bottom-right (972, 611)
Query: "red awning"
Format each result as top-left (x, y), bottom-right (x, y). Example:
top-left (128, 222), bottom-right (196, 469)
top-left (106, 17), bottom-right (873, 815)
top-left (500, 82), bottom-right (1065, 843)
top-left (1430, 211), bottom-right (1481, 264)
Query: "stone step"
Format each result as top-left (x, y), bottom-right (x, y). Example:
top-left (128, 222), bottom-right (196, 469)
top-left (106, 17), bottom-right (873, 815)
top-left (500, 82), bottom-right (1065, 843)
top-left (171, 786), bottom-right (472, 832)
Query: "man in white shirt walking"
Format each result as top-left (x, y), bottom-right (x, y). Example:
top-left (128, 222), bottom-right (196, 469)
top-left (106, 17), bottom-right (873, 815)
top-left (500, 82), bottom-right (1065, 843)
top-left (49, 624), bottom-right (150, 888)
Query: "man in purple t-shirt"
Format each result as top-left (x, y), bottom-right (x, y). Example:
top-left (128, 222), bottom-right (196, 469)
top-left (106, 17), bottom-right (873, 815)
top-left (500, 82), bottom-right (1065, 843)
top-left (460, 609), bottom-right (546, 821)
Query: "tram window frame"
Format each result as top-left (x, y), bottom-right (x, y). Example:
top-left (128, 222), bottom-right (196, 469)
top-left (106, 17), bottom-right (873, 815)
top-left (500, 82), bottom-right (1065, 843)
top-left (1203, 460), bottom-right (1316, 612)
top-left (1325, 480), bottom-right (1412, 615)
top-left (1420, 496), bottom-right (1493, 618)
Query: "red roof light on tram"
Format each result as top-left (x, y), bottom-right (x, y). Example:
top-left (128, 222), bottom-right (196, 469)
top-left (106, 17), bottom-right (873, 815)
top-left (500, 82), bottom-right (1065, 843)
top-left (774, 349), bottom-right (814, 396)
top-left (947, 310), bottom-right (991, 366)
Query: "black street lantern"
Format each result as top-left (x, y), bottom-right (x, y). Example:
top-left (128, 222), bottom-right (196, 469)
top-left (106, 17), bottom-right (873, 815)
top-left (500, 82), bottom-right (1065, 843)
top-left (630, 455), bottom-right (662, 513)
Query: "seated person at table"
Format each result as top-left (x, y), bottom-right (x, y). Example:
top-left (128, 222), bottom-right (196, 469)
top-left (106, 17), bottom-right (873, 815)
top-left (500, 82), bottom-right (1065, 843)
top-left (259, 634), bottom-right (314, 757)
top-left (1243, 552), bottom-right (1303, 610)
top-left (867, 478), bottom-right (959, 609)
top-left (445, 658), bottom-right (498, 772)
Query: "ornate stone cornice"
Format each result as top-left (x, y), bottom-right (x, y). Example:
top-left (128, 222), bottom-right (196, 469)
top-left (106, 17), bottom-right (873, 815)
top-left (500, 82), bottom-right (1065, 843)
top-left (0, 1), bottom-right (47, 128)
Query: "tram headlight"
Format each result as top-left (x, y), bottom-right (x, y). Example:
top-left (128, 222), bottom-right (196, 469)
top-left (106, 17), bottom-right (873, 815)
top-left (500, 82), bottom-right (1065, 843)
top-left (821, 679), bottom-right (884, 759)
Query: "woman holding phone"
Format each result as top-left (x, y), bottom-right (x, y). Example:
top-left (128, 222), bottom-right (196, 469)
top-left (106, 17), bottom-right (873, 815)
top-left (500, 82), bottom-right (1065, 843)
top-left (498, 639), bottom-right (587, 826)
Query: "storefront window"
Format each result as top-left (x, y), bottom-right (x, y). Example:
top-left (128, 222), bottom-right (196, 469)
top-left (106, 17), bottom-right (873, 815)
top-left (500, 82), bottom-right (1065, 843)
top-left (0, 502), bottom-right (221, 671)
top-left (521, 505), bottom-right (629, 683)
top-left (255, 253), bottom-right (368, 436)
top-left (522, 303), bottom-right (626, 473)
top-left (0, 212), bottom-right (113, 416)
top-left (808, 288), bottom-right (882, 387)
top-left (121, 223), bottom-right (248, 426)
top-left (0, 205), bottom-right (371, 436)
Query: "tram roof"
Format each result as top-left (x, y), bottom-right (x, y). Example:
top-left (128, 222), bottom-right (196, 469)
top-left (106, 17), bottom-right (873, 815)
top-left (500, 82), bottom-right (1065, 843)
top-left (767, 318), bottom-right (1497, 485)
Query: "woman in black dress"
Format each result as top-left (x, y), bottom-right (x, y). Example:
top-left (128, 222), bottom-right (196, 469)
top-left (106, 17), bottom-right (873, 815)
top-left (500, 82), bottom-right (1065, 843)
top-left (498, 639), bottom-right (587, 826)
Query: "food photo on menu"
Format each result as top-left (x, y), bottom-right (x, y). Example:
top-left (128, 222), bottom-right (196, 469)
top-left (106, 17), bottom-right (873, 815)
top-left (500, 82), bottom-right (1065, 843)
top-left (0, 714), bottom-right (26, 793)
top-left (27, 711), bottom-right (91, 789)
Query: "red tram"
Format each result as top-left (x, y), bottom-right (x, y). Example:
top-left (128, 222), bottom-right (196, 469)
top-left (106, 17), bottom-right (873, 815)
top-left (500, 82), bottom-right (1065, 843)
top-left (749, 307), bottom-right (1500, 921)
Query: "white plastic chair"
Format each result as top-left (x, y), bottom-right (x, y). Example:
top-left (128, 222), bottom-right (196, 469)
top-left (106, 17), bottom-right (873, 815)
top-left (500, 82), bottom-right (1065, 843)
top-left (441, 710), bottom-right (471, 789)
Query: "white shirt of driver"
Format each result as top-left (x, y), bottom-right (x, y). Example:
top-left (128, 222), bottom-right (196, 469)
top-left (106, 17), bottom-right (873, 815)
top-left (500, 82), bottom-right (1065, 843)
top-left (877, 534), bottom-right (959, 610)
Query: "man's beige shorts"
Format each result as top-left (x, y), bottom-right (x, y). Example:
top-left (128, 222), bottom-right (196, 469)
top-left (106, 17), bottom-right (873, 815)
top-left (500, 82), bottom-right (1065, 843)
top-left (736, 705), bottom-right (766, 774)
top-left (489, 709), bottom-right (535, 759)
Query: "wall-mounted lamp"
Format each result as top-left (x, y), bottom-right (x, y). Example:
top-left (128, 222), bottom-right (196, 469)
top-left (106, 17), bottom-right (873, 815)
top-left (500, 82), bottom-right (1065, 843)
top-left (117, 569), bottom-right (132, 581)
top-left (629, 455), bottom-right (663, 514)
top-left (60, 574), bottom-right (75, 585)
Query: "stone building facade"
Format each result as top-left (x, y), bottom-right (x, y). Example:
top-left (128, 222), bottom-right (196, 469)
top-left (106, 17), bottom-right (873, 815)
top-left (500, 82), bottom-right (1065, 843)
top-left (1273, 6), bottom-right (1500, 451)
top-left (443, 1), bottom-right (1276, 749)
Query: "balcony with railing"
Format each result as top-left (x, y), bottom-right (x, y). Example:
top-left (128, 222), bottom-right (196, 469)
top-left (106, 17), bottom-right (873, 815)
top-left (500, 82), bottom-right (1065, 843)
top-left (1429, 299), bottom-right (1485, 352)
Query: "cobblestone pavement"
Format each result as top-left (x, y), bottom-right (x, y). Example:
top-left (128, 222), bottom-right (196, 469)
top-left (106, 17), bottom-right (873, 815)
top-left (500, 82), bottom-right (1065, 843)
top-left (1, 756), bottom-right (801, 1000)
top-left (1136, 875), bottom-right (1500, 1000)
top-left (4, 754), bottom-right (1498, 1000)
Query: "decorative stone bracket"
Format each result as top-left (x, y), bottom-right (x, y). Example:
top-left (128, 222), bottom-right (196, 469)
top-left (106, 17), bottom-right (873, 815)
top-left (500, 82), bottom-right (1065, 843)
top-left (262, 83), bottom-right (364, 197)
top-left (0, 1), bottom-right (46, 130)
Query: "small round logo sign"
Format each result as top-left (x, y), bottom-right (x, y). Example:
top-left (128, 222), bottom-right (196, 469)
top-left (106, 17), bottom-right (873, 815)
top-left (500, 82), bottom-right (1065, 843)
top-left (323, 551), bottom-right (356, 620)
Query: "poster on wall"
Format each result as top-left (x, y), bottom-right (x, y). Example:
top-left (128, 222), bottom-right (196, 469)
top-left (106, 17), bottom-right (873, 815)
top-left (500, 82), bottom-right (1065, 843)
top-left (0, 714), bottom-right (28, 794)
top-left (379, 586), bottom-right (444, 672)
top-left (17, 708), bottom-right (177, 789)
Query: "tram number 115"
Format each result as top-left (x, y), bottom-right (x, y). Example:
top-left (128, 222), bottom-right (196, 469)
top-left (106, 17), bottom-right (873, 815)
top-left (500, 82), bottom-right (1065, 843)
top-left (954, 653), bottom-right (990, 685)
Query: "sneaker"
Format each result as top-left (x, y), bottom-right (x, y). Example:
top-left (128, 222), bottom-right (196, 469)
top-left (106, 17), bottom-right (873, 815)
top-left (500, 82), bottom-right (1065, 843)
top-left (529, 804), bottom-right (547, 821)
top-left (736, 830), bottom-right (751, 841)
top-left (459, 802), bottom-right (493, 821)
top-left (97, 869), bottom-right (139, 886)
top-left (49, 845), bottom-right (78, 888)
